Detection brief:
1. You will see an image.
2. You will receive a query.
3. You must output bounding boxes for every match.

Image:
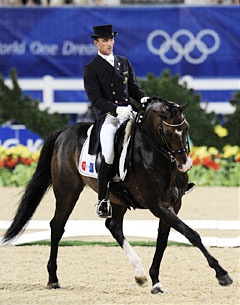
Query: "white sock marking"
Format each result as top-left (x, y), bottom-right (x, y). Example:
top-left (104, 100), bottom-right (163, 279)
top-left (122, 239), bottom-right (146, 278)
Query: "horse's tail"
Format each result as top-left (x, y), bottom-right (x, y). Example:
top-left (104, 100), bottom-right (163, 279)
top-left (3, 129), bottom-right (63, 243)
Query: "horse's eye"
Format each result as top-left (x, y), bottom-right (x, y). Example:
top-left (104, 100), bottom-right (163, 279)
top-left (165, 131), bottom-right (173, 137)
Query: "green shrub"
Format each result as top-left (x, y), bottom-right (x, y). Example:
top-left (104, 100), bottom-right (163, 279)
top-left (138, 70), bottom-right (239, 149)
top-left (222, 91), bottom-right (240, 147)
top-left (0, 68), bottom-right (69, 139)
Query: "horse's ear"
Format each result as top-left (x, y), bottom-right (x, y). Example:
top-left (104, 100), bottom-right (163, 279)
top-left (180, 102), bottom-right (189, 112)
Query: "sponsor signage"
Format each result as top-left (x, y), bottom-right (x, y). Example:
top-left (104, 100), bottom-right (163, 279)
top-left (0, 126), bottom-right (43, 151)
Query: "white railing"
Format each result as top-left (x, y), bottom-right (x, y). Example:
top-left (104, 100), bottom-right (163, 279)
top-left (5, 75), bottom-right (89, 114)
top-left (179, 75), bottom-right (239, 114)
top-left (5, 75), bottom-right (240, 114)
top-left (0, 219), bottom-right (239, 247)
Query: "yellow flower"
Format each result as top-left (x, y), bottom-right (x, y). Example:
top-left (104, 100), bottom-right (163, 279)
top-left (214, 125), bottom-right (228, 137)
top-left (32, 151), bottom-right (40, 161)
top-left (0, 146), bottom-right (6, 155)
top-left (191, 146), bottom-right (209, 158)
top-left (208, 146), bottom-right (219, 156)
top-left (222, 145), bottom-right (239, 158)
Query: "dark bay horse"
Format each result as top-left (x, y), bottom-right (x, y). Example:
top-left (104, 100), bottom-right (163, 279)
top-left (3, 97), bottom-right (232, 293)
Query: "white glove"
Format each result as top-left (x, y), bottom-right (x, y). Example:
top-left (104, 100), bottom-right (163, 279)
top-left (140, 96), bottom-right (149, 104)
top-left (116, 105), bottom-right (132, 118)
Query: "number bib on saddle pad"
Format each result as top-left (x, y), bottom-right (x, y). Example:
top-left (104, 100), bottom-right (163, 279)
top-left (78, 125), bottom-right (131, 182)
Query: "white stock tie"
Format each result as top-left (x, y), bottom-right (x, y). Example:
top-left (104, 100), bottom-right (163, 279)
top-left (105, 55), bottom-right (114, 66)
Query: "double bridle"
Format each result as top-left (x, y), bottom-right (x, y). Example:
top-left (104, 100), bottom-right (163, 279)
top-left (135, 106), bottom-right (190, 163)
top-left (160, 117), bottom-right (190, 162)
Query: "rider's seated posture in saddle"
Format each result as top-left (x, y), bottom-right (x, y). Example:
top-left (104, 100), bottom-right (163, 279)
top-left (84, 24), bottom-right (194, 218)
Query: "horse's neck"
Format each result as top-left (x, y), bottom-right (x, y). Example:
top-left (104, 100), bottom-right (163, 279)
top-left (133, 127), bottom-right (185, 198)
top-left (135, 125), bottom-right (179, 170)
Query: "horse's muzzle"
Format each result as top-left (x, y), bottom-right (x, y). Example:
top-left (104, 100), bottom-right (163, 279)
top-left (177, 156), bottom-right (193, 173)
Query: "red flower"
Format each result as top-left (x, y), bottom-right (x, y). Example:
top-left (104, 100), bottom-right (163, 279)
top-left (20, 157), bottom-right (34, 166)
top-left (192, 156), bottom-right (201, 166)
top-left (5, 156), bottom-right (19, 169)
top-left (202, 156), bottom-right (220, 170)
top-left (0, 159), bottom-right (5, 168)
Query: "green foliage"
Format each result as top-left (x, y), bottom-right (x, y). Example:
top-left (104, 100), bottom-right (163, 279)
top-left (0, 160), bottom-right (239, 187)
top-left (188, 161), bottom-right (240, 186)
top-left (0, 68), bottom-right (69, 139)
top-left (0, 168), bottom-right (11, 186)
top-left (0, 162), bottom-right (37, 187)
top-left (138, 70), bottom-right (239, 149)
top-left (222, 91), bottom-right (240, 146)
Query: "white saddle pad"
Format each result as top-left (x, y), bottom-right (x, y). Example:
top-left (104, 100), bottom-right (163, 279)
top-left (78, 127), bottom-right (131, 181)
top-left (79, 137), bottom-right (98, 179)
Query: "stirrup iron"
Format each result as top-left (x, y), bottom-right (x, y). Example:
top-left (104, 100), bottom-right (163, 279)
top-left (96, 199), bottom-right (112, 218)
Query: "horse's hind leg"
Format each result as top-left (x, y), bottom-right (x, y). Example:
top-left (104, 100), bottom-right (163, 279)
top-left (105, 203), bottom-right (147, 287)
top-left (47, 172), bottom-right (83, 289)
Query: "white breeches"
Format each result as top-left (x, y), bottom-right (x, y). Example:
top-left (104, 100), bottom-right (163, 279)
top-left (100, 114), bottom-right (126, 165)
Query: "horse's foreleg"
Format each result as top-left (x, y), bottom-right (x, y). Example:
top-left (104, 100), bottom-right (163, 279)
top-left (152, 206), bottom-right (233, 287)
top-left (105, 203), bottom-right (148, 287)
top-left (149, 219), bottom-right (170, 294)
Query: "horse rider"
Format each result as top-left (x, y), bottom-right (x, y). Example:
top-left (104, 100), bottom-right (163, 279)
top-left (84, 24), bottom-right (149, 217)
top-left (84, 24), bottom-right (195, 218)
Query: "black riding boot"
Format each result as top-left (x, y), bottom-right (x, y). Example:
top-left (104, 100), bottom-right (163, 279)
top-left (96, 159), bottom-right (113, 218)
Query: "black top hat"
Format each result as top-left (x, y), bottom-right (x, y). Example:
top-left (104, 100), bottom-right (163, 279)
top-left (91, 24), bottom-right (118, 39)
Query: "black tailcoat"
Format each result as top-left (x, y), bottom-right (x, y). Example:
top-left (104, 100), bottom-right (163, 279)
top-left (84, 54), bottom-right (145, 155)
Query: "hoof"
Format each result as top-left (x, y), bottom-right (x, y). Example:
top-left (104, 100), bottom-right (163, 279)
top-left (151, 282), bottom-right (165, 294)
top-left (47, 282), bottom-right (61, 289)
top-left (218, 273), bottom-right (233, 286)
top-left (135, 276), bottom-right (148, 287)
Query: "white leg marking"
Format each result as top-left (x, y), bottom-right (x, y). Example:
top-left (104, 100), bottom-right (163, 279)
top-left (151, 282), bottom-right (165, 294)
top-left (122, 240), bottom-right (146, 278)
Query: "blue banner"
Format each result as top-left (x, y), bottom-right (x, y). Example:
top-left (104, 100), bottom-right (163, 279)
top-left (0, 6), bottom-right (239, 78)
top-left (0, 126), bottom-right (43, 150)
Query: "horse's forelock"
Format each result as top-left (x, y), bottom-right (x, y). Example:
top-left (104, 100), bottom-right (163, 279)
top-left (167, 105), bottom-right (182, 119)
top-left (149, 97), bottom-right (180, 111)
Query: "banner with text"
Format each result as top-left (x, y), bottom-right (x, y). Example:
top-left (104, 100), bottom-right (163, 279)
top-left (0, 6), bottom-right (239, 78)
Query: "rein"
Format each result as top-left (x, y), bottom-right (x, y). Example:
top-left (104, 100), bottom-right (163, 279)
top-left (140, 130), bottom-right (177, 162)
top-left (134, 114), bottom-right (175, 162)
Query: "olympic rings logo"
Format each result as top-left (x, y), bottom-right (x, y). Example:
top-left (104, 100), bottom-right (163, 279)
top-left (147, 29), bottom-right (220, 65)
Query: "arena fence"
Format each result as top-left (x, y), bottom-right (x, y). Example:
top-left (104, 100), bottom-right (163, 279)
top-left (0, 219), bottom-right (239, 247)
top-left (5, 75), bottom-right (239, 115)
